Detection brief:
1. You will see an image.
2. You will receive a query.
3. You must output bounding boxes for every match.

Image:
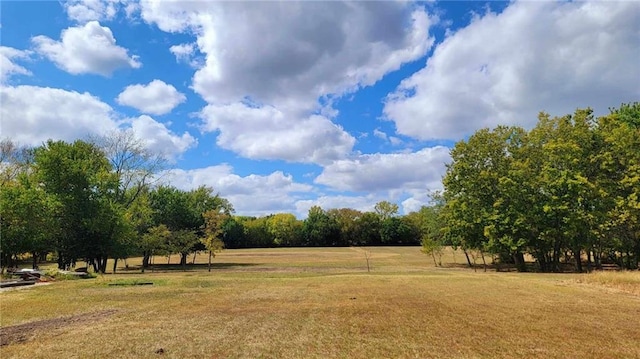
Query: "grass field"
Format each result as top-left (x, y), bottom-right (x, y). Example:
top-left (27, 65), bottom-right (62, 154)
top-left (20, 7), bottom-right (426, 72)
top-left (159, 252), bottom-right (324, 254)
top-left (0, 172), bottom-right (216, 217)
top-left (1, 247), bottom-right (639, 359)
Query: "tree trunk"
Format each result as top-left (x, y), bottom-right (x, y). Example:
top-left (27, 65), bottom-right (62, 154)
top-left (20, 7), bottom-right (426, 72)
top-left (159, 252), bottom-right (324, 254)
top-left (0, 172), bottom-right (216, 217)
top-left (552, 241), bottom-right (562, 272)
top-left (113, 258), bottom-right (118, 274)
top-left (142, 252), bottom-right (150, 268)
top-left (574, 248), bottom-right (582, 273)
top-left (480, 251), bottom-right (487, 272)
top-left (514, 252), bottom-right (526, 272)
top-left (208, 251), bottom-right (212, 272)
top-left (32, 252), bottom-right (38, 270)
top-left (586, 250), bottom-right (593, 272)
top-left (99, 256), bottom-right (108, 274)
top-left (463, 249), bottom-right (472, 268)
top-left (89, 258), bottom-right (99, 273)
top-left (595, 251), bottom-right (603, 270)
top-left (180, 253), bottom-right (187, 271)
top-left (431, 252), bottom-right (437, 267)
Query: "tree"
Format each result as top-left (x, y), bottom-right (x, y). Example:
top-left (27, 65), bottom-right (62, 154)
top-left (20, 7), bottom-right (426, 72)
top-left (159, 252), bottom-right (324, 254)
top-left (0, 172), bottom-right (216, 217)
top-left (243, 216), bottom-right (273, 248)
top-left (267, 213), bottom-right (302, 247)
top-left (140, 224), bottom-right (171, 272)
top-left (302, 206), bottom-right (340, 246)
top-left (594, 103), bottom-right (640, 269)
top-left (440, 104), bottom-right (639, 272)
top-left (374, 201), bottom-right (399, 221)
top-left (89, 130), bottom-right (164, 208)
top-left (33, 140), bottom-right (125, 272)
top-left (327, 208), bottom-right (362, 246)
top-left (353, 212), bottom-right (381, 246)
top-left (220, 216), bottom-right (247, 249)
top-left (149, 185), bottom-right (231, 266)
top-left (202, 210), bottom-right (229, 271)
top-left (380, 217), bottom-right (416, 245)
top-left (442, 127), bottom-right (526, 269)
top-left (407, 201), bottom-right (446, 267)
top-left (0, 175), bottom-right (59, 271)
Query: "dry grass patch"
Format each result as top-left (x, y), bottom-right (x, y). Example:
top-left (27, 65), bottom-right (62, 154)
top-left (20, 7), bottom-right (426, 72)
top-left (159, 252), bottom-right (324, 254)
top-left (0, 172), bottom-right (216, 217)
top-left (2, 247), bottom-right (639, 359)
top-left (573, 270), bottom-right (640, 296)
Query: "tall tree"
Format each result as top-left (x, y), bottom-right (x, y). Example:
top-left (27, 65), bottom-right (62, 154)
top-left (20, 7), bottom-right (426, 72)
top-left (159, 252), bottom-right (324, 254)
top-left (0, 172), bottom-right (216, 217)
top-left (33, 140), bottom-right (124, 272)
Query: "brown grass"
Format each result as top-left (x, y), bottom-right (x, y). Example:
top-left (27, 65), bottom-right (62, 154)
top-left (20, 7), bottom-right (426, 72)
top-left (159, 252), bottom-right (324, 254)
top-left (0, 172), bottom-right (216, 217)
top-left (1, 247), bottom-right (639, 359)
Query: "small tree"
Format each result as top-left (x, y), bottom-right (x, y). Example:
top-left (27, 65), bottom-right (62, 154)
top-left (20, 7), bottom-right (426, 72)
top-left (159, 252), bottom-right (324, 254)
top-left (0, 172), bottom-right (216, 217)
top-left (202, 210), bottom-right (228, 272)
top-left (421, 236), bottom-right (443, 267)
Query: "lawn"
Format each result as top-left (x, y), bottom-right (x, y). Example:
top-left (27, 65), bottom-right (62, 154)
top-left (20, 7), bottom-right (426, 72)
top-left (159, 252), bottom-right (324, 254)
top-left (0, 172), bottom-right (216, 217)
top-left (1, 247), bottom-right (639, 359)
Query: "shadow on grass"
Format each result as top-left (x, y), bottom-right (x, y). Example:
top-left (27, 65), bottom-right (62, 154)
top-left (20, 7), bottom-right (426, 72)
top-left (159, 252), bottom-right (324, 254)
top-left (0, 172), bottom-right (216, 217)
top-left (116, 262), bottom-right (261, 274)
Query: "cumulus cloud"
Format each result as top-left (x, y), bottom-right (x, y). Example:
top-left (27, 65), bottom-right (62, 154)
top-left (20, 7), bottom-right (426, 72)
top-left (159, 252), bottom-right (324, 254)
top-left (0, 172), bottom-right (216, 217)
top-left (0, 85), bottom-right (118, 145)
top-left (129, 115), bottom-right (196, 161)
top-left (163, 165), bottom-right (313, 216)
top-left (295, 195), bottom-right (381, 218)
top-left (199, 102), bottom-right (355, 164)
top-left (0, 46), bottom-right (32, 83)
top-left (116, 80), bottom-right (186, 115)
top-left (32, 21), bottom-right (141, 76)
top-left (384, 0), bottom-right (640, 140)
top-left (64, 0), bottom-right (119, 23)
top-left (140, 1), bottom-right (435, 163)
top-left (0, 85), bottom-right (194, 160)
top-left (315, 146), bottom-right (450, 192)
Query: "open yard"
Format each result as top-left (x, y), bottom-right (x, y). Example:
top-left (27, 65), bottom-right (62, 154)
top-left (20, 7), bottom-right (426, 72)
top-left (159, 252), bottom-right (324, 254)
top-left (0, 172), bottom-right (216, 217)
top-left (1, 247), bottom-right (639, 358)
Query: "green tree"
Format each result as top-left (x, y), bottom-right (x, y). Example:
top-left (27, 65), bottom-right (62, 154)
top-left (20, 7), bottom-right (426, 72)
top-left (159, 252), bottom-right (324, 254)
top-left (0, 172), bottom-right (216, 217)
top-left (327, 208), bottom-right (363, 246)
top-left (202, 209), bottom-right (229, 271)
top-left (140, 224), bottom-right (171, 272)
top-left (267, 213), bottom-right (302, 247)
top-left (243, 216), bottom-right (273, 248)
top-left (374, 201), bottom-right (399, 221)
top-left (302, 206), bottom-right (340, 246)
top-left (33, 140), bottom-right (125, 272)
top-left (0, 175), bottom-right (59, 271)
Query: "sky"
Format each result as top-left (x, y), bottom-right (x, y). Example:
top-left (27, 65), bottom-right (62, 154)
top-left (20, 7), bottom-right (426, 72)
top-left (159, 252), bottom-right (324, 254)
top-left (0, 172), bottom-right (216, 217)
top-left (1, 0), bottom-right (638, 218)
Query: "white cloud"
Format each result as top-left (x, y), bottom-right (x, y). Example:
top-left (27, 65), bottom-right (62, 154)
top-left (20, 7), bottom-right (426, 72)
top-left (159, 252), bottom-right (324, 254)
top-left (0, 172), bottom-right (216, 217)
top-left (0, 85), bottom-right (118, 145)
top-left (315, 146), bottom-right (450, 192)
top-left (141, 2), bottom-right (436, 163)
top-left (384, 0), bottom-right (640, 140)
top-left (0, 85), bottom-right (194, 160)
top-left (129, 115), bottom-right (196, 161)
top-left (32, 21), bottom-right (141, 76)
top-left (199, 102), bottom-right (355, 164)
top-left (64, 0), bottom-right (119, 23)
top-left (169, 43), bottom-right (200, 67)
top-left (0, 46), bottom-right (32, 83)
top-left (116, 80), bottom-right (186, 115)
top-left (373, 129), bottom-right (388, 141)
top-left (131, 115), bottom-right (198, 160)
top-left (163, 165), bottom-right (313, 216)
top-left (295, 195), bottom-right (381, 218)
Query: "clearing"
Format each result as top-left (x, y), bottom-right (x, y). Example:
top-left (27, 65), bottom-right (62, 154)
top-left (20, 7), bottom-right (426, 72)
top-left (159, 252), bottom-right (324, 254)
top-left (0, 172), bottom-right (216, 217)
top-left (1, 246), bottom-right (638, 358)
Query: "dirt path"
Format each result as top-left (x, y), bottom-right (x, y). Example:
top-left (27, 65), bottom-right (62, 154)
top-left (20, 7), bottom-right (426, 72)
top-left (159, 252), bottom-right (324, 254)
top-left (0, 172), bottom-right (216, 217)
top-left (0, 309), bottom-right (118, 346)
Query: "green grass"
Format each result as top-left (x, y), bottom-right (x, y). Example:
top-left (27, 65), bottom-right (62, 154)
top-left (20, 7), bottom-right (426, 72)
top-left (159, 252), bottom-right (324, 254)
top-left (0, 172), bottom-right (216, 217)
top-left (1, 247), bottom-right (639, 359)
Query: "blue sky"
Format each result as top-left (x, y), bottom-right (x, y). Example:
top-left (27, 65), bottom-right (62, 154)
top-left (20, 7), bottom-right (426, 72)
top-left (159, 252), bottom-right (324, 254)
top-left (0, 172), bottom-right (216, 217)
top-left (1, 0), bottom-right (638, 217)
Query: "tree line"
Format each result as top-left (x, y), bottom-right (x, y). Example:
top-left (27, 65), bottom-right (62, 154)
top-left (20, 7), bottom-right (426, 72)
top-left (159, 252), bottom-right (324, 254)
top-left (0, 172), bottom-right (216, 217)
top-left (436, 103), bottom-right (639, 272)
top-left (2, 103), bottom-right (637, 273)
top-left (216, 201), bottom-right (425, 249)
top-left (0, 133), bottom-right (232, 273)
top-left (0, 133), bottom-right (431, 273)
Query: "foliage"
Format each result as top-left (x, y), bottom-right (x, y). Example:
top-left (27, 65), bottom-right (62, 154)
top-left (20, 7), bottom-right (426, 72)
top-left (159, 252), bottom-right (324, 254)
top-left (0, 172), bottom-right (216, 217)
top-left (441, 103), bottom-right (640, 272)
